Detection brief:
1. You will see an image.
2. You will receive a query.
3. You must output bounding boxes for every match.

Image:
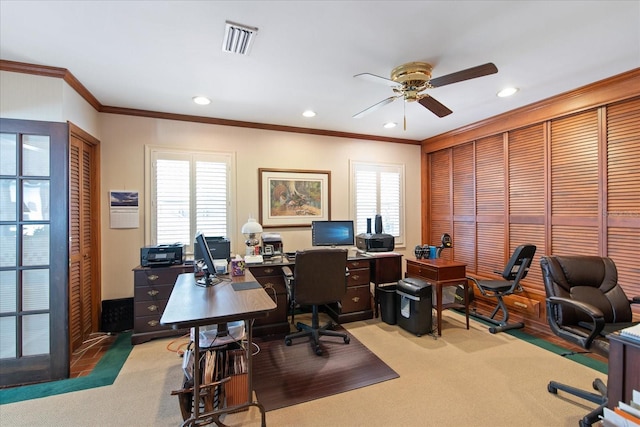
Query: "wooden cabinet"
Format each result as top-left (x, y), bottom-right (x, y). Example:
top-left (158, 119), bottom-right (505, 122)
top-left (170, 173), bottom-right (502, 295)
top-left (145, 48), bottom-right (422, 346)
top-left (326, 259), bottom-right (374, 323)
top-left (246, 263), bottom-right (290, 336)
top-left (132, 264), bottom-right (193, 344)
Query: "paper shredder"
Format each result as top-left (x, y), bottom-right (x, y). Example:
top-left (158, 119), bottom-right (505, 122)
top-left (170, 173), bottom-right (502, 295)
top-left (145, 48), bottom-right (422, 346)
top-left (396, 277), bottom-right (433, 336)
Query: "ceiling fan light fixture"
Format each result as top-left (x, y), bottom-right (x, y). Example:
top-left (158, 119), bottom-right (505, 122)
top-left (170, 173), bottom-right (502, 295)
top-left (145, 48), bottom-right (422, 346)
top-left (302, 110), bottom-right (316, 118)
top-left (383, 122), bottom-right (397, 129)
top-left (192, 96), bottom-right (211, 105)
top-left (222, 21), bottom-right (258, 55)
top-left (497, 87), bottom-right (518, 97)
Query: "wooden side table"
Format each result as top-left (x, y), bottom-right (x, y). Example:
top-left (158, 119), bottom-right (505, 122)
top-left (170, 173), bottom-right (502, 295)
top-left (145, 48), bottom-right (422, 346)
top-left (405, 258), bottom-right (469, 336)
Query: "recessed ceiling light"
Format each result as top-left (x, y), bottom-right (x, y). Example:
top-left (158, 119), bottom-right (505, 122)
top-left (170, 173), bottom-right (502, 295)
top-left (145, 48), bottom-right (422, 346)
top-left (383, 122), bottom-right (397, 129)
top-left (497, 87), bottom-right (518, 97)
top-left (193, 96), bottom-right (211, 105)
top-left (302, 110), bottom-right (316, 118)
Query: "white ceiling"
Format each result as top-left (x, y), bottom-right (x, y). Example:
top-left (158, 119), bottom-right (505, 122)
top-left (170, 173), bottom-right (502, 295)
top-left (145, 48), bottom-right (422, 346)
top-left (1, 1), bottom-right (639, 142)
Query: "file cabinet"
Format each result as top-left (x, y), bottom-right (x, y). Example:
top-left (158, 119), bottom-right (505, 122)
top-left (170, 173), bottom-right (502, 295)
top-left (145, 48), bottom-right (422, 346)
top-left (132, 264), bottom-right (193, 344)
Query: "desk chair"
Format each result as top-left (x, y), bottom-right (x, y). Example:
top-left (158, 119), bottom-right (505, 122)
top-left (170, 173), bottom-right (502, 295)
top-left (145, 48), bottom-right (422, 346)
top-left (282, 248), bottom-right (350, 355)
top-left (467, 244), bottom-right (536, 333)
top-left (540, 255), bottom-right (639, 427)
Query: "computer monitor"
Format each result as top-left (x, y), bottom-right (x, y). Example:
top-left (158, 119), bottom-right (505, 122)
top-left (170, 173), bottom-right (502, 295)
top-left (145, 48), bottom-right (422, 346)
top-left (194, 231), bottom-right (222, 287)
top-left (311, 220), bottom-right (355, 247)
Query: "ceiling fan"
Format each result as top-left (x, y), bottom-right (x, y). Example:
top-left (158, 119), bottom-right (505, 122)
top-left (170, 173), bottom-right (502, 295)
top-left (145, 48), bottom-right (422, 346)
top-left (353, 62), bottom-right (498, 127)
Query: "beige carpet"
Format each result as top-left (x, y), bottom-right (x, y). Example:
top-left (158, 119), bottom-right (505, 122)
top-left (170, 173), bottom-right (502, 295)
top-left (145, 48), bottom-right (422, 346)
top-left (0, 312), bottom-right (604, 426)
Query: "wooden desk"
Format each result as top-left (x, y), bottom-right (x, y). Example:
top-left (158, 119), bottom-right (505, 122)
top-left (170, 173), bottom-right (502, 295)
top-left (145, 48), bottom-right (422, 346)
top-left (607, 332), bottom-right (640, 409)
top-left (405, 258), bottom-right (469, 336)
top-left (161, 272), bottom-right (276, 427)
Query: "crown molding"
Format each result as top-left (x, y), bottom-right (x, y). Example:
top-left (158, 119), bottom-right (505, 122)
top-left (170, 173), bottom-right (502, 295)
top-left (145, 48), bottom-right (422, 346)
top-left (1, 59), bottom-right (420, 145)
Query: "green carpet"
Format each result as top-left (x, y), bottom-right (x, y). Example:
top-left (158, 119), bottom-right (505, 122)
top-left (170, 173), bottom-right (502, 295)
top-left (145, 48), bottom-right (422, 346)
top-left (0, 332), bottom-right (133, 405)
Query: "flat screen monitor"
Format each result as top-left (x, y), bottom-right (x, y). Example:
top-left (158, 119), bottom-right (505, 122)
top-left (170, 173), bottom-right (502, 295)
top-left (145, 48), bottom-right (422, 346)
top-left (311, 220), bottom-right (355, 247)
top-left (195, 231), bottom-right (222, 287)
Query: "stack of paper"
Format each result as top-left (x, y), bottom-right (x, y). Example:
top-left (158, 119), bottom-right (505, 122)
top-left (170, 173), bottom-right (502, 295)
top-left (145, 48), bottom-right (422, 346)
top-left (601, 390), bottom-right (640, 426)
top-left (620, 324), bottom-right (640, 343)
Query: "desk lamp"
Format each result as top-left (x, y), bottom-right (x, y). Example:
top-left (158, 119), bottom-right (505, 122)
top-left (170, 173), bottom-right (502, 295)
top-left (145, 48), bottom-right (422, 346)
top-left (241, 217), bottom-right (264, 263)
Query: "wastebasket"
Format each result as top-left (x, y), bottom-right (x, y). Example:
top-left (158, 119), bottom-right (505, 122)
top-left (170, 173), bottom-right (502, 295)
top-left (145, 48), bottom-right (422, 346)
top-left (378, 284), bottom-right (397, 325)
top-left (396, 277), bottom-right (433, 336)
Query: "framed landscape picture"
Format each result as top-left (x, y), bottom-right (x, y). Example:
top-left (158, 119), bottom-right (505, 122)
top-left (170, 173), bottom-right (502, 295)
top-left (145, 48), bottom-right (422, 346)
top-left (259, 168), bottom-right (331, 227)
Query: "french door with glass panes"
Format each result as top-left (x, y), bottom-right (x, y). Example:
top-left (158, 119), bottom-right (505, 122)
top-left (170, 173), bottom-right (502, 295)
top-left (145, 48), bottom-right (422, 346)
top-left (0, 119), bottom-right (69, 386)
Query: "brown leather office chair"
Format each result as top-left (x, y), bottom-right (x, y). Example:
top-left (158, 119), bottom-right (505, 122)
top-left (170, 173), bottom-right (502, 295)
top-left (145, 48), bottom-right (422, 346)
top-left (540, 255), bottom-right (639, 427)
top-left (282, 248), bottom-right (350, 355)
top-left (467, 244), bottom-right (537, 333)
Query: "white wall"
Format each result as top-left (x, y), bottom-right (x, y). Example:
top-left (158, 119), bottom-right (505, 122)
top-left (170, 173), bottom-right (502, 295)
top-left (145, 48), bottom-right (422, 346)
top-left (0, 71), bottom-right (100, 137)
top-left (99, 114), bottom-right (422, 300)
top-left (0, 70), bottom-right (422, 302)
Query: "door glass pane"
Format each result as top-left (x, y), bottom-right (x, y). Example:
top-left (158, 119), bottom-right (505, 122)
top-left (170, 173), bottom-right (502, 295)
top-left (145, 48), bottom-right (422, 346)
top-left (0, 270), bottom-right (17, 313)
top-left (22, 224), bottom-right (49, 266)
top-left (0, 317), bottom-right (17, 358)
top-left (22, 135), bottom-right (50, 177)
top-left (0, 225), bottom-right (17, 267)
top-left (0, 179), bottom-right (17, 221)
top-left (22, 180), bottom-right (50, 221)
top-left (22, 269), bottom-right (49, 311)
top-left (22, 313), bottom-right (49, 356)
top-left (0, 133), bottom-right (17, 175)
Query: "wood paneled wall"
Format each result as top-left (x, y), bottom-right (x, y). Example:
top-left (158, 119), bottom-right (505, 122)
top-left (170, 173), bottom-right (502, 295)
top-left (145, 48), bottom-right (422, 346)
top-left (422, 69), bottom-right (640, 334)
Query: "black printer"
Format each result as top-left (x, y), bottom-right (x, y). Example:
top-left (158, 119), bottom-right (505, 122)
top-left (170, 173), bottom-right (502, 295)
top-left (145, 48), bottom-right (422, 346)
top-left (140, 244), bottom-right (185, 267)
top-left (356, 233), bottom-right (395, 252)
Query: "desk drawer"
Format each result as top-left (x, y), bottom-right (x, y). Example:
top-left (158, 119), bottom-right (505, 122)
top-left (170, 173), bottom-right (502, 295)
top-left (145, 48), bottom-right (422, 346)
top-left (134, 267), bottom-right (192, 286)
top-left (254, 291), bottom-right (288, 327)
top-left (347, 259), bottom-right (369, 270)
top-left (134, 313), bottom-right (171, 333)
top-left (348, 268), bottom-right (370, 287)
top-left (134, 283), bottom-right (174, 302)
top-left (340, 284), bottom-right (371, 313)
top-left (406, 261), bottom-right (465, 282)
top-left (250, 265), bottom-right (284, 278)
top-left (135, 300), bottom-right (168, 317)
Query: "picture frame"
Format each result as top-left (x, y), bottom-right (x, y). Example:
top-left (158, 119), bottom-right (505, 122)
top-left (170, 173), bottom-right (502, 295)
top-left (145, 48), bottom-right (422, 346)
top-left (259, 168), bottom-right (331, 228)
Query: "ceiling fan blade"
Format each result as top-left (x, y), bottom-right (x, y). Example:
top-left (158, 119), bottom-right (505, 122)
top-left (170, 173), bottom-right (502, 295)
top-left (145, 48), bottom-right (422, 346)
top-left (429, 63), bottom-right (498, 88)
top-left (418, 95), bottom-right (453, 118)
top-left (354, 72), bottom-right (399, 87)
top-left (353, 96), bottom-right (399, 118)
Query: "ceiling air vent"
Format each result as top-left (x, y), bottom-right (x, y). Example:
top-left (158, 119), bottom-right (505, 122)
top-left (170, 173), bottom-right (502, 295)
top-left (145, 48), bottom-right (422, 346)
top-left (222, 21), bottom-right (258, 55)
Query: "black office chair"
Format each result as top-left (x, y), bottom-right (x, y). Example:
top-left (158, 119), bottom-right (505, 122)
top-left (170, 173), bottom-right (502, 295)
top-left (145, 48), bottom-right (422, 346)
top-left (540, 255), bottom-right (639, 427)
top-left (467, 244), bottom-right (536, 333)
top-left (282, 248), bottom-right (351, 355)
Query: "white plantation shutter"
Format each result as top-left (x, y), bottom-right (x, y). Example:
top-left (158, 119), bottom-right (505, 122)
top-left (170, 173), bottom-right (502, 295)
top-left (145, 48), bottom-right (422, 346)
top-left (351, 161), bottom-right (404, 246)
top-left (149, 148), bottom-right (233, 253)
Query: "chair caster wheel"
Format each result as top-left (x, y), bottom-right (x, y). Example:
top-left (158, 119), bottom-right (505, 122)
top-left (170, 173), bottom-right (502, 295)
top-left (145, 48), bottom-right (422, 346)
top-left (284, 338), bottom-right (292, 346)
top-left (314, 346), bottom-right (322, 356)
top-left (547, 383), bottom-right (557, 394)
top-left (489, 327), bottom-right (497, 334)
top-left (344, 336), bottom-right (350, 344)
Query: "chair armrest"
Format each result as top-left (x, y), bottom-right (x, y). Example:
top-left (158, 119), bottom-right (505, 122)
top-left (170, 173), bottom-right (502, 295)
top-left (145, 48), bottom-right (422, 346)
top-left (630, 296), bottom-right (640, 305)
top-left (546, 296), bottom-right (605, 350)
top-left (282, 266), bottom-right (293, 279)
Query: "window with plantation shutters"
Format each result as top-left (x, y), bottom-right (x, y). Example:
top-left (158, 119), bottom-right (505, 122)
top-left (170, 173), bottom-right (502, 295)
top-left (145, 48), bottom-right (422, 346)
top-left (350, 161), bottom-right (404, 246)
top-left (147, 148), bottom-right (234, 254)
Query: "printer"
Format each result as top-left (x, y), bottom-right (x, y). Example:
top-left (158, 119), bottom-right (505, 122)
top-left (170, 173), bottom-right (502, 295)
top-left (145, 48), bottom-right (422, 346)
top-left (356, 233), bottom-right (395, 252)
top-left (140, 244), bottom-right (185, 267)
top-left (261, 232), bottom-right (283, 259)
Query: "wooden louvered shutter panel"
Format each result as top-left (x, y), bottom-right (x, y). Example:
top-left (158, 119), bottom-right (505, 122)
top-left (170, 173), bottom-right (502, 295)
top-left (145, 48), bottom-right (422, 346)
top-left (429, 150), bottom-right (452, 251)
top-left (68, 141), bottom-right (83, 351)
top-left (606, 98), bottom-right (640, 302)
top-left (81, 147), bottom-right (93, 339)
top-left (550, 110), bottom-right (599, 255)
top-left (475, 135), bottom-right (504, 275)
top-left (453, 143), bottom-right (476, 271)
top-left (508, 124), bottom-right (545, 290)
